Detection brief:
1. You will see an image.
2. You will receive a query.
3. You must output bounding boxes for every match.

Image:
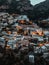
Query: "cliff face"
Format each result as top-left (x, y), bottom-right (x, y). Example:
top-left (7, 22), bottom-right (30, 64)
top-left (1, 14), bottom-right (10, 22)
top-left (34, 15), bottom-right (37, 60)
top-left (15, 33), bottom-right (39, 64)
top-left (0, 0), bottom-right (33, 20)
top-left (9, 0), bottom-right (33, 14)
top-left (16, 0), bottom-right (33, 11)
top-left (32, 0), bottom-right (49, 20)
top-left (9, 0), bottom-right (49, 20)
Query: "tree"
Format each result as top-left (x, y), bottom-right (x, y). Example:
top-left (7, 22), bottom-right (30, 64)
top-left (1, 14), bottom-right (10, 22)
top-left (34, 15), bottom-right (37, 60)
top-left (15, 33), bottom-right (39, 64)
top-left (0, 0), bottom-right (7, 5)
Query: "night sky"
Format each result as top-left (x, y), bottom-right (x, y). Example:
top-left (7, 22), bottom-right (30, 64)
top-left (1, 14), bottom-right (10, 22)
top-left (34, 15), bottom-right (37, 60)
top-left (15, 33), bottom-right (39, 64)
top-left (30, 0), bottom-right (45, 5)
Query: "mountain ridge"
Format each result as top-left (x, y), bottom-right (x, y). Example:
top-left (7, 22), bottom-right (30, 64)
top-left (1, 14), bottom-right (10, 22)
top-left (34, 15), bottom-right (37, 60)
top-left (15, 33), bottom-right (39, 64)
top-left (0, 0), bottom-right (49, 20)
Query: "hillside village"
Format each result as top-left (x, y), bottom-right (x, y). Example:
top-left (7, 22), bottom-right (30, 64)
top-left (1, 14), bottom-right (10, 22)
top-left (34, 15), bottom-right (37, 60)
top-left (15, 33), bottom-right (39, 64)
top-left (0, 12), bottom-right (49, 50)
top-left (0, 0), bottom-right (49, 65)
